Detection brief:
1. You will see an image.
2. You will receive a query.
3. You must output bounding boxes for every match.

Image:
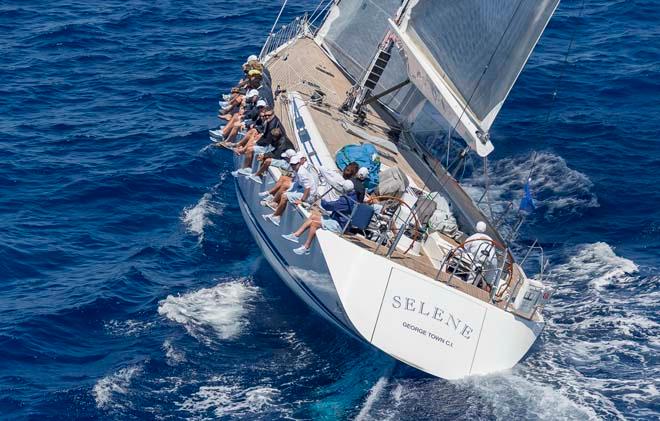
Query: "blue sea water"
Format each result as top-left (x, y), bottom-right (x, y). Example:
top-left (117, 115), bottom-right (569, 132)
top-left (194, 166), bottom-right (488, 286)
top-left (0, 0), bottom-right (658, 419)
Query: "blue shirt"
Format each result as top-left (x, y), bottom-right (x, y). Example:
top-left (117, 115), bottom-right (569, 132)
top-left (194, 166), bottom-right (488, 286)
top-left (321, 192), bottom-right (357, 227)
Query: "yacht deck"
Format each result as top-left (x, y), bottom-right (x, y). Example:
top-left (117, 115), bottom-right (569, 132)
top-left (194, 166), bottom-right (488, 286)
top-left (265, 36), bottom-right (511, 306)
top-left (267, 37), bottom-right (424, 187)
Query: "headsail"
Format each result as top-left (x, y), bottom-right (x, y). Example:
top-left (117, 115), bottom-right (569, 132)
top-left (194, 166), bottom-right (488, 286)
top-left (392, 0), bottom-right (560, 156)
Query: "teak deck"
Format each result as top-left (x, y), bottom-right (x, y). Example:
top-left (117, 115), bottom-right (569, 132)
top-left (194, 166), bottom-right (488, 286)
top-left (267, 37), bottom-right (424, 186)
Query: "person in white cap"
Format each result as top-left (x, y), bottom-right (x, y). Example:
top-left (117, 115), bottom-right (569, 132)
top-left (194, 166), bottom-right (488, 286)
top-left (263, 153), bottom-right (318, 226)
top-left (463, 221), bottom-right (498, 290)
top-left (352, 166), bottom-right (369, 203)
top-left (282, 179), bottom-right (357, 255)
top-left (316, 162), bottom-right (359, 201)
top-left (257, 156), bottom-right (295, 208)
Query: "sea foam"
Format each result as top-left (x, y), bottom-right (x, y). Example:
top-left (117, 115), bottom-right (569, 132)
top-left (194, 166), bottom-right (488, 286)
top-left (465, 152), bottom-right (599, 220)
top-left (157, 278), bottom-right (259, 343)
top-left (92, 365), bottom-right (142, 410)
top-left (181, 192), bottom-right (224, 240)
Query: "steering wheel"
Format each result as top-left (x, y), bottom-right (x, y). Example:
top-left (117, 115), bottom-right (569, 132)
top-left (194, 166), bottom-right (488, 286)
top-left (368, 195), bottom-right (421, 255)
top-left (443, 237), bottom-right (514, 294)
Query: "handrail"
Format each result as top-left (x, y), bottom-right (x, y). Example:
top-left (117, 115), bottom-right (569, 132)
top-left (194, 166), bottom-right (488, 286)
top-left (259, 14), bottom-right (309, 62)
top-left (259, 0), bottom-right (290, 59)
top-left (520, 240), bottom-right (547, 282)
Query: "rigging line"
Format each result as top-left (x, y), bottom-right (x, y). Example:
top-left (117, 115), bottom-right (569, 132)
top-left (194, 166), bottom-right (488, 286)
top-left (321, 1), bottom-right (398, 85)
top-left (543, 0), bottom-right (587, 124)
top-left (308, 0), bottom-right (327, 21)
top-left (309, 0), bottom-right (334, 28)
top-left (279, 51), bottom-right (341, 104)
top-left (443, 0), bottom-right (526, 153)
top-left (363, 0), bottom-right (399, 21)
top-left (526, 151), bottom-right (539, 182)
top-left (484, 157), bottom-right (495, 220)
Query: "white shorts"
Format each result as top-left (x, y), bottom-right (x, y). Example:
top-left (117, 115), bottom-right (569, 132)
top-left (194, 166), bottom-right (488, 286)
top-left (285, 190), bottom-right (315, 205)
top-left (270, 159), bottom-right (291, 171)
top-left (253, 145), bottom-right (274, 155)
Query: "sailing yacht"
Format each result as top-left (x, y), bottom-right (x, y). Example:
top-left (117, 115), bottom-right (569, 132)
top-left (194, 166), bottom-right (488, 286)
top-left (228, 1), bottom-right (558, 380)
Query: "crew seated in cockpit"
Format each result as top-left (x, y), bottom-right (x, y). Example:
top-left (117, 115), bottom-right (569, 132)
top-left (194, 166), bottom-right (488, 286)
top-left (464, 221), bottom-right (498, 292)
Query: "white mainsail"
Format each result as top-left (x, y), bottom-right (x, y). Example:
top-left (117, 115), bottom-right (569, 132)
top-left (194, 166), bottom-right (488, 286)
top-left (392, 0), bottom-right (560, 156)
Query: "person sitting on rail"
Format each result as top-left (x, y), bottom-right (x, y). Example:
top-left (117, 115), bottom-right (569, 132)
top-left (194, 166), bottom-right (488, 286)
top-left (243, 108), bottom-right (283, 163)
top-left (263, 153), bottom-right (318, 226)
top-left (219, 86), bottom-right (241, 106)
top-left (464, 221), bottom-right (498, 291)
top-left (257, 153), bottom-right (296, 209)
top-left (234, 55), bottom-right (262, 88)
top-left (216, 95), bottom-right (266, 143)
top-left (211, 90), bottom-right (263, 141)
top-left (231, 107), bottom-right (283, 176)
top-left (248, 133), bottom-right (295, 183)
top-left (282, 180), bottom-right (357, 255)
top-left (218, 87), bottom-right (248, 120)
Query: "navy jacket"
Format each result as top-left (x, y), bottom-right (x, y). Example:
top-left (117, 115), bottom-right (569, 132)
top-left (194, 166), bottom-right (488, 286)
top-left (256, 115), bottom-right (284, 147)
top-left (321, 192), bottom-right (357, 227)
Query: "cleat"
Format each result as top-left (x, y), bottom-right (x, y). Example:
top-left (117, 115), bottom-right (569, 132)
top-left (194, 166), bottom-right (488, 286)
top-left (231, 170), bottom-right (240, 177)
top-left (237, 168), bottom-right (252, 176)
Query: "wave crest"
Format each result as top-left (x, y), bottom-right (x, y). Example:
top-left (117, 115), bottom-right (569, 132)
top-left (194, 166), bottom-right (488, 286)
top-left (466, 152), bottom-right (599, 220)
top-left (92, 365), bottom-right (142, 410)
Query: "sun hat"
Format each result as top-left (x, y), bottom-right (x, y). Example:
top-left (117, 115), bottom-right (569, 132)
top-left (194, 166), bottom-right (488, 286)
top-left (289, 153), bottom-right (305, 165)
top-left (246, 89), bottom-right (259, 99)
top-left (281, 149), bottom-right (297, 159)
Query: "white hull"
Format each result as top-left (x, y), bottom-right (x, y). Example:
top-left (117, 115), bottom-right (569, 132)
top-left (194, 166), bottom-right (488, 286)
top-left (232, 126), bottom-right (544, 380)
